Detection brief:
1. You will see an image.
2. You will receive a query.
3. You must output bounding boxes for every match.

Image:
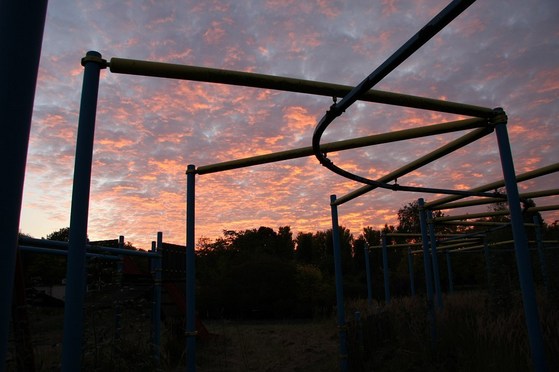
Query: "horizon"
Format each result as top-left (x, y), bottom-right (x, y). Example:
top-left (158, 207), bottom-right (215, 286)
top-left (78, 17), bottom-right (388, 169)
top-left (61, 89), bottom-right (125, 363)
top-left (20, 0), bottom-right (559, 250)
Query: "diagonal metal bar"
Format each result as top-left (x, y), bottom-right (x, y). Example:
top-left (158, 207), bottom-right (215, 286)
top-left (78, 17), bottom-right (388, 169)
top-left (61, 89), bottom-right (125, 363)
top-left (332, 125), bottom-right (494, 205)
top-left (312, 0), bottom-right (478, 184)
top-left (426, 162), bottom-right (559, 208)
top-left (196, 118), bottom-right (486, 175)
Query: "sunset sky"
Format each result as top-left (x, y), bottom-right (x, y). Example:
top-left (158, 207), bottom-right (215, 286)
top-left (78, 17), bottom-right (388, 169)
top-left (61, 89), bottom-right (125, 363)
top-left (21, 0), bottom-right (558, 249)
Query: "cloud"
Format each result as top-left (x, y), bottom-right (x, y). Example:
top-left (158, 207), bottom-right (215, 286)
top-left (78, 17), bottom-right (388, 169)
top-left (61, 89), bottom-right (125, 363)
top-left (20, 0), bottom-right (559, 248)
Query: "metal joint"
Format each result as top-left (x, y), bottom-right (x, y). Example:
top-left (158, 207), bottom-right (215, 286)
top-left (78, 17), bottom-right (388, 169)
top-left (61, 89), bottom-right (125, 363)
top-left (489, 107), bottom-right (507, 125)
top-left (81, 54), bottom-right (108, 69)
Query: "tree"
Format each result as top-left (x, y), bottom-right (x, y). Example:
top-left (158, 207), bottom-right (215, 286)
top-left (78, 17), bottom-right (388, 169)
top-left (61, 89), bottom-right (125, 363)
top-left (46, 227), bottom-right (70, 241)
top-left (295, 232), bottom-right (314, 264)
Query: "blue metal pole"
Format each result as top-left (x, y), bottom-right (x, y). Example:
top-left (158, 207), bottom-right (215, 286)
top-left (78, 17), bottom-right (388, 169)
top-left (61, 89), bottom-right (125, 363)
top-left (153, 232), bottom-right (162, 366)
top-left (186, 165), bottom-right (197, 372)
top-left (427, 210), bottom-right (443, 309)
top-left (0, 1), bottom-right (48, 365)
top-left (483, 236), bottom-right (492, 290)
top-left (115, 236), bottom-right (124, 341)
top-left (533, 216), bottom-right (548, 292)
top-left (381, 233), bottom-right (391, 304)
top-left (330, 195), bottom-right (348, 372)
top-left (62, 51), bottom-right (106, 372)
top-left (418, 198), bottom-right (436, 345)
top-left (407, 247), bottom-right (416, 297)
top-left (364, 244), bottom-right (373, 306)
top-left (446, 251), bottom-right (454, 294)
top-left (493, 108), bottom-right (548, 372)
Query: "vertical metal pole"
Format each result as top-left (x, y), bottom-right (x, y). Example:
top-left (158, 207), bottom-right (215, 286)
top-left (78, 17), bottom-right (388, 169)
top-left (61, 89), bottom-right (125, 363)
top-left (114, 235), bottom-right (124, 341)
top-left (381, 233), bottom-right (391, 304)
top-left (533, 216), bottom-right (548, 292)
top-left (427, 210), bottom-right (443, 309)
top-left (330, 195), bottom-right (348, 372)
top-left (364, 244), bottom-right (373, 306)
top-left (153, 232), bottom-right (162, 366)
top-left (493, 108), bottom-right (548, 372)
top-left (0, 1), bottom-right (48, 364)
top-left (407, 247), bottom-right (416, 297)
top-left (185, 165), bottom-right (197, 372)
top-left (62, 51), bottom-right (106, 372)
top-left (446, 251), bottom-right (454, 294)
top-left (483, 236), bottom-right (492, 290)
top-left (418, 198), bottom-right (437, 345)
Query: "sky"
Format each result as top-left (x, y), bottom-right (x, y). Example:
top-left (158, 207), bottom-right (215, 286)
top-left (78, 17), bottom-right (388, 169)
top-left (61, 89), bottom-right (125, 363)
top-left (20, 0), bottom-right (559, 250)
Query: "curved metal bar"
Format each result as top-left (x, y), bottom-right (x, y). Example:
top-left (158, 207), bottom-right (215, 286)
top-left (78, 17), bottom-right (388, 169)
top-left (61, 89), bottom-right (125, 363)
top-left (313, 0), bottom-right (478, 197)
top-left (332, 126), bottom-right (496, 205)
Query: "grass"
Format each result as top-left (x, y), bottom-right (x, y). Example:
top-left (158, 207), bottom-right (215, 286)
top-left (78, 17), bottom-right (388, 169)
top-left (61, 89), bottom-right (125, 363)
top-left (346, 291), bottom-right (559, 371)
top-left (9, 290), bottom-right (558, 371)
top-left (193, 319), bottom-right (340, 371)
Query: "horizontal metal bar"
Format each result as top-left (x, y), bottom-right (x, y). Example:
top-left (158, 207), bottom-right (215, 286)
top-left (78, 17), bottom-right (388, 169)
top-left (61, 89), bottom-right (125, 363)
top-left (18, 245), bottom-right (121, 261)
top-left (434, 204), bottom-right (559, 222)
top-left (437, 221), bottom-right (510, 226)
top-left (426, 162), bottom-right (559, 208)
top-left (197, 118), bottom-right (487, 174)
top-left (413, 239), bottom-right (519, 254)
top-left (435, 188), bottom-right (559, 209)
top-left (18, 236), bottom-right (160, 258)
top-left (333, 126), bottom-right (493, 205)
top-left (109, 58), bottom-right (493, 118)
top-left (368, 242), bottom-right (425, 249)
top-left (437, 240), bottom-right (481, 250)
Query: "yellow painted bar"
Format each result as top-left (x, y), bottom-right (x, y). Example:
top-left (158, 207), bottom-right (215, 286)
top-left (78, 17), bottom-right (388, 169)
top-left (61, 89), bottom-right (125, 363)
top-left (196, 118), bottom-right (487, 175)
top-left (434, 204), bottom-right (559, 222)
top-left (333, 126), bottom-right (493, 205)
top-left (436, 188), bottom-right (559, 210)
top-left (440, 221), bottom-right (537, 227)
top-left (109, 57), bottom-right (493, 117)
top-left (426, 162), bottom-right (559, 208)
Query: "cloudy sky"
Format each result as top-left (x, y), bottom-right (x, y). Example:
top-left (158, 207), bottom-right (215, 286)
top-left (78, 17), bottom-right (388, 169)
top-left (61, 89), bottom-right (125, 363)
top-left (21, 0), bottom-right (558, 249)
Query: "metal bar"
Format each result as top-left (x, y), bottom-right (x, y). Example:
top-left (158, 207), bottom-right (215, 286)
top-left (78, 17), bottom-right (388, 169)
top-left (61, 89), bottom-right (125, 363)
top-left (533, 216), bottom-right (549, 292)
top-left (312, 0), bottom-right (478, 189)
top-left (368, 242), bottom-right (424, 249)
top-left (426, 162), bottom-right (559, 208)
top-left (437, 223), bottom-right (509, 244)
top-left (427, 210), bottom-right (443, 309)
top-left (446, 251), bottom-right (454, 294)
top-left (18, 245), bottom-right (120, 260)
top-left (330, 195), bottom-right (348, 372)
top-left (438, 221), bottom-right (511, 227)
top-left (62, 51), bottom-right (106, 372)
top-left (435, 240), bottom-right (480, 250)
top-left (434, 205), bottom-right (559, 222)
top-left (18, 236), bottom-right (159, 258)
top-left (483, 237), bottom-right (493, 291)
top-left (494, 110), bottom-right (548, 372)
top-left (0, 1), bottom-right (48, 364)
top-left (364, 244), bottom-right (373, 306)
top-left (153, 233), bottom-right (162, 366)
top-left (185, 165), bottom-right (197, 372)
top-left (109, 58), bottom-right (492, 118)
top-left (407, 247), bottom-right (416, 297)
top-left (115, 236), bottom-right (124, 341)
top-left (418, 198), bottom-right (437, 345)
top-left (334, 126), bottom-right (493, 205)
top-left (381, 233), bottom-right (391, 304)
top-left (434, 188), bottom-right (559, 210)
top-left (196, 118), bottom-right (486, 174)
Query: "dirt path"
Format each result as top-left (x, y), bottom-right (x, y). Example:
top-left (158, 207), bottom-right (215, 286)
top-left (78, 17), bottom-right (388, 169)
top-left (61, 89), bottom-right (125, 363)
top-left (196, 319), bottom-right (340, 371)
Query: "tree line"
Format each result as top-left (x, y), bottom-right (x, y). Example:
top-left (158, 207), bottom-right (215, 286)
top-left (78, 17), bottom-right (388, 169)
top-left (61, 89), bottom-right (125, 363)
top-left (19, 199), bottom-right (558, 319)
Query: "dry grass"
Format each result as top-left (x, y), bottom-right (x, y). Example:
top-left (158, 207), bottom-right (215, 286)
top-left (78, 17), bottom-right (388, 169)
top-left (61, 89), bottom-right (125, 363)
top-left (191, 319), bottom-right (340, 371)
